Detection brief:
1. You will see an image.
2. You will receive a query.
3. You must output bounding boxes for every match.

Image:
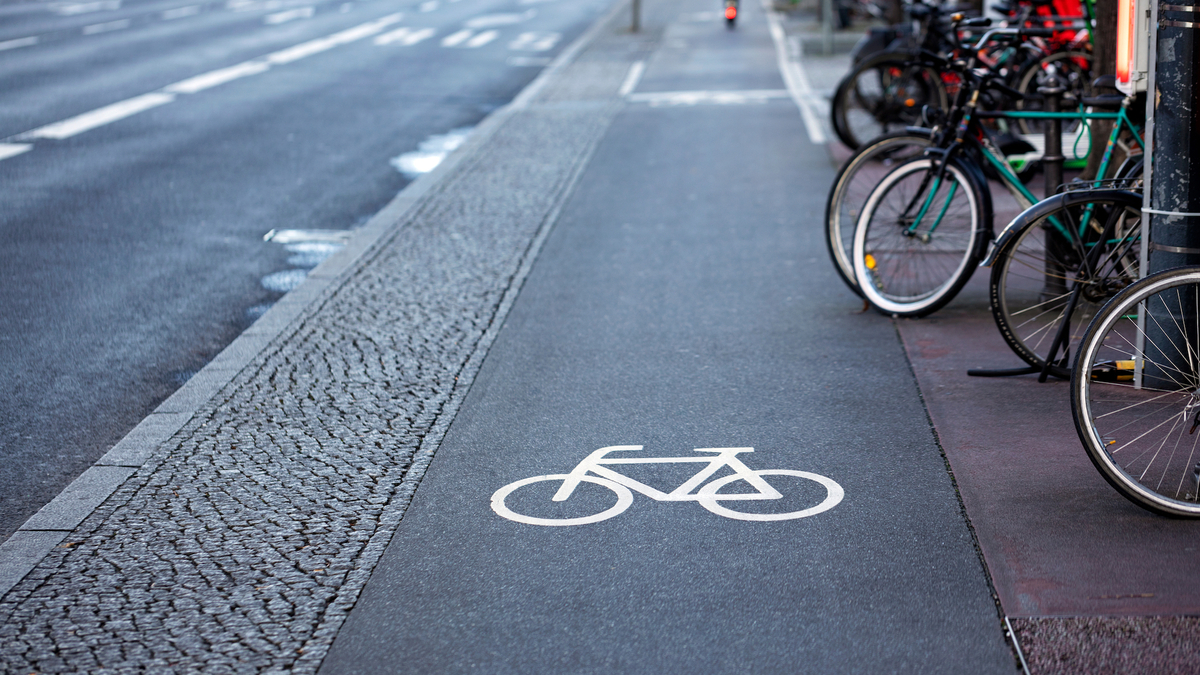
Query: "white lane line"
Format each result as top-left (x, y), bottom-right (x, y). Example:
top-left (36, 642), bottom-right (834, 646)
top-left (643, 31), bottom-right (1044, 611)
top-left (53, 0), bottom-right (121, 15)
top-left (508, 31), bottom-right (558, 51)
top-left (466, 10), bottom-right (533, 28)
top-left (464, 29), bottom-right (497, 47)
top-left (13, 13), bottom-right (404, 144)
top-left (0, 36), bottom-right (38, 51)
top-left (419, 0), bottom-right (438, 10)
top-left (23, 93), bottom-right (176, 139)
top-left (164, 60), bottom-right (271, 93)
top-left (617, 60), bottom-right (645, 97)
top-left (440, 28), bottom-right (472, 46)
top-left (82, 18), bottom-right (131, 34)
top-left (264, 6), bottom-right (314, 24)
top-left (374, 26), bottom-right (434, 46)
top-left (0, 144), bottom-right (33, 161)
top-left (763, 2), bottom-right (825, 144)
top-left (627, 89), bottom-right (789, 106)
top-left (162, 4), bottom-right (201, 19)
top-left (265, 12), bottom-right (402, 63)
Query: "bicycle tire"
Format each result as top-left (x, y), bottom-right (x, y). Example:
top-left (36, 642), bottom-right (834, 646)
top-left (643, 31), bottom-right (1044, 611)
top-left (825, 130), bottom-right (933, 295)
top-left (831, 50), bottom-right (948, 150)
top-left (1014, 50), bottom-right (1094, 136)
top-left (1071, 267), bottom-right (1200, 517)
top-left (990, 191), bottom-right (1142, 379)
top-left (491, 474), bottom-right (634, 526)
top-left (695, 470), bottom-right (844, 521)
top-left (852, 156), bottom-right (988, 317)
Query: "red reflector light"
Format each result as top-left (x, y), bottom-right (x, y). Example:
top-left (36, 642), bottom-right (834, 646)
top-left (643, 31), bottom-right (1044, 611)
top-left (725, 6), bottom-right (737, 19)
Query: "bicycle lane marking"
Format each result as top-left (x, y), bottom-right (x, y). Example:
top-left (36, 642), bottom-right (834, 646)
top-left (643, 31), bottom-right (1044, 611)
top-left (490, 445), bottom-right (845, 525)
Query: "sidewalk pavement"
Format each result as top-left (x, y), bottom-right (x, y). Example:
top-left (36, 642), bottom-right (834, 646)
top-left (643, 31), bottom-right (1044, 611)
top-left (2, 0), bottom-right (1199, 672)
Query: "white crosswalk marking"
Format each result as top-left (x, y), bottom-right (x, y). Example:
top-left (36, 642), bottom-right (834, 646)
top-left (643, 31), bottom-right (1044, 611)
top-left (508, 31), bottom-right (559, 51)
top-left (374, 26), bottom-right (435, 46)
top-left (464, 29), bottom-right (497, 47)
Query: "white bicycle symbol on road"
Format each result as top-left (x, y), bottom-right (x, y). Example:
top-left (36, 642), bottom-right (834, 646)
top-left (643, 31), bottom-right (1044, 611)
top-left (491, 446), bottom-right (844, 526)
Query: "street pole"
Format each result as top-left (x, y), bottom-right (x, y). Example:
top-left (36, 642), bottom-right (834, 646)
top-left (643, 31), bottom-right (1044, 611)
top-left (821, 0), bottom-right (834, 55)
top-left (632, 0), bottom-right (640, 32)
top-left (1144, 0), bottom-right (1200, 387)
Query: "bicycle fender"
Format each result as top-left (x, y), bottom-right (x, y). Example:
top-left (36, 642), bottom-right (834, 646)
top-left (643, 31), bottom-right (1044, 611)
top-left (979, 189), bottom-right (1143, 268)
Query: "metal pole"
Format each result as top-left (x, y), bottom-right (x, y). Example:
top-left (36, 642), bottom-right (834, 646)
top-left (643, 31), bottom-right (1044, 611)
top-left (1144, 2), bottom-right (1200, 388)
top-left (631, 0), bottom-right (640, 32)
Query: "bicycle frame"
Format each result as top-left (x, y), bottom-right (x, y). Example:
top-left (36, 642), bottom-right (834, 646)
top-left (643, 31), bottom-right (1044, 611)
top-left (554, 446), bottom-right (781, 503)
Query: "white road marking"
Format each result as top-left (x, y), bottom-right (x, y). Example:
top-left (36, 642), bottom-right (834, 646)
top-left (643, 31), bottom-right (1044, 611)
top-left (390, 127), bottom-right (471, 178)
top-left (0, 144), bottom-right (33, 161)
top-left (627, 89), bottom-right (789, 106)
top-left (52, 0), bottom-right (120, 15)
top-left (13, 13), bottom-right (404, 145)
top-left (164, 60), bottom-right (271, 93)
top-left (227, 0), bottom-right (282, 11)
top-left (419, 0), bottom-right (438, 10)
top-left (464, 29), bottom-right (497, 47)
top-left (617, 60), bottom-right (645, 96)
top-left (508, 31), bottom-right (559, 51)
top-left (466, 10), bottom-right (533, 28)
top-left (763, 3), bottom-right (825, 144)
top-left (266, 12), bottom-right (402, 63)
top-left (0, 36), bottom-right (38, 51)
top-left (23, 93), bottom-right (176, 139)
top-left (264, 6), bottom-right (314, 24)
top-left (263, 228), bottom-right (352, 243)
top-left (162, 4), bottom-right (201, 19)
top-left (82, 18), bottom-right (131, 34)
top-left (440, 28), bottom-right (472, 46)
top-left (506, 55), bottom-right (550, 66)
top-left (374, 26), bottom-right (434, 45)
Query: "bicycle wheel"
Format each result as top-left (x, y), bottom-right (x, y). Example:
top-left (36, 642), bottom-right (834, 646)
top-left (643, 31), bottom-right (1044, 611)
top-left (852, 156), bottom-right (988, 317)
top-left (990, 191), bottom-right (1142, 379)
top-left (695, 470), bottom-right (844, 521)
top-left (1072, 268), bottom-right (1200, 518)
top-left (825, 130), bottom-right (933, 295)
top-left (491, 474), bottom-right (634, 526)
top-left (831, 51), bottom-right (948, 150)
top-left (1015, 51), bottom-right (1094, 136)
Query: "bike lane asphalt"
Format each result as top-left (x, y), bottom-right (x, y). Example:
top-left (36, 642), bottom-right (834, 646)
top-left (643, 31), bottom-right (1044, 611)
top-left (319, 1), bottom-right (1016, 672)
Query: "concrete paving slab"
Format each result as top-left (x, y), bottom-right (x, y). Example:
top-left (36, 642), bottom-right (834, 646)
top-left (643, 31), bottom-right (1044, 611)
top-left (18, 466), bottom-right (137, 532)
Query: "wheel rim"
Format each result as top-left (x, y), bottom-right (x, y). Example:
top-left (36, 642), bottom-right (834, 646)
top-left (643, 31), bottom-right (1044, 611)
top-left (995, 200), bottom-right (1140, 376)
top-left (1077, 272), bottom-right (1200, 516)
top-left (854, 158), bottom-right (980, 315)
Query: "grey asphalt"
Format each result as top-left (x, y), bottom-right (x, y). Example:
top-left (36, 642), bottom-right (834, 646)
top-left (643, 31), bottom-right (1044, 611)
top-left (319, 1), bottom-right (1014, 672)
top-left (0, 0), bottom-right (609, 543)
top-left (0, 0), bottom-right (1022, 671)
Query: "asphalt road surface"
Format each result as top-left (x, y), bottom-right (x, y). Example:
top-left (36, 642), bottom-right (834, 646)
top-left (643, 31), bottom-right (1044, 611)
top-left (0, 0), bottom-right (610, 542)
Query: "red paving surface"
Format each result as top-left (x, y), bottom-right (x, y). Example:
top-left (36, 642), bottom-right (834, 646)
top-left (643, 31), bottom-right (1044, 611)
top-left (891, 277), bottom-right (1200, 618)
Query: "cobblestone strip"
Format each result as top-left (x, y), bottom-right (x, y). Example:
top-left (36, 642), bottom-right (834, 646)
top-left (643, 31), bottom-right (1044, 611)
top-left (0, 10), bottom-right (643, 675)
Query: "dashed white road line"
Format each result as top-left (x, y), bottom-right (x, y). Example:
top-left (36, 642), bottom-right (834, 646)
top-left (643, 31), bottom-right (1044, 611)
top-left (53, 0), bottom-right (121, 16)
top-left (6, 12), bottom-right (403, 152)
top-left (374, 26), bottom-right (435, 46)
top-left (508, 31), bottom-right (558, 51)
top-left (466, 10), bottom-right (534, 28)
top-left (164, 60), bottom-right (271, 94)
top-left (82, 18), bottom-right (131, 34)
top-left (264, 6), bottom-right (314, 24)
top-left (464, 29), bottom-right (497, 47)
top-left (440, 28), bottom-right (472, 46)
top-left (617, 60), bottom-right (645, 96)
top-left (0, 36), bottom-right (38, 51)
top-left (0, 144), bottom-right (33, 161)
top-left (24, 92), bottom-right (176, 139)
top-left (162, 4), bottom-right (201, 19)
